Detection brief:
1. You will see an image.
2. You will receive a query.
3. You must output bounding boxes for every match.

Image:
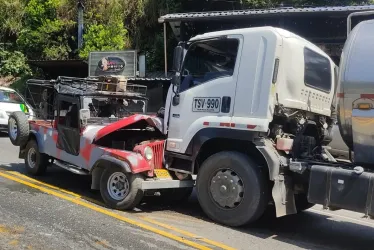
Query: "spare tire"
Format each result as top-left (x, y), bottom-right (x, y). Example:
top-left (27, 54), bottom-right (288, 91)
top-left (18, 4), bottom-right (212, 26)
top-left (8, 111), bottom-right (30, 147)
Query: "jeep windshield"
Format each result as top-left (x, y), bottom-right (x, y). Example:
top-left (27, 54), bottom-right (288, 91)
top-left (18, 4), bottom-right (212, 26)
top-left (83, 96), bottom-right (147, 119)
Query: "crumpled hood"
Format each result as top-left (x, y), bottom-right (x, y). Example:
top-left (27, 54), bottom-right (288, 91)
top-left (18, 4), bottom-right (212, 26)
top-left (93, 114), bottom-right (163, 142)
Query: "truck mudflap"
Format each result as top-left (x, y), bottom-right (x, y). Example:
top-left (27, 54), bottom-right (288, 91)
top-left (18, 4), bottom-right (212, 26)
top-left (308, 165), bottom-right (374, 217)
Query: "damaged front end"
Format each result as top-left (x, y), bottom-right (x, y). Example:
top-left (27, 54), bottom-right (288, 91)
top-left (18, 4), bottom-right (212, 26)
top-left (92, 114), bottom-right (166, 175)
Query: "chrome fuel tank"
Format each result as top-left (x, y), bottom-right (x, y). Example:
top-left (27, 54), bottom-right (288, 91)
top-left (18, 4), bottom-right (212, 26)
top-left (337, 19), bottom-right (374, 164)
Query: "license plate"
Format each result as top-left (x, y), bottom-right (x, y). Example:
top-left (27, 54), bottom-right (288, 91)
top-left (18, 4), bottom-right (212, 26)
top-left (154, 169), bottom-right (172, 180)
top-left (192, 97), bottom-right (221, 113)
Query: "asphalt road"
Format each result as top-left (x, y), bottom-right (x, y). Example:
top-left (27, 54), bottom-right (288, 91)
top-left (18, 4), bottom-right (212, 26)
top-left (0, 134), bottom-right (374, 250)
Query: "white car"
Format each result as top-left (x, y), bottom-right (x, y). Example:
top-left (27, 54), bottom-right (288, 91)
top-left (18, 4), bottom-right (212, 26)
top-left (0, 86), bottom-right (34, 133)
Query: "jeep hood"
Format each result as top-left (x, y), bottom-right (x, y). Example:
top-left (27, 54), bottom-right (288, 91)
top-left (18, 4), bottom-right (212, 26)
top-left (93, 114), bottom-right (163, 142)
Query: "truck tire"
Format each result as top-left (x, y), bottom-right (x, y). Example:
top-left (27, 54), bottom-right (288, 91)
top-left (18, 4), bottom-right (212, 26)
top-left (8, 111), bottom-right (29, 147)
top-left (24, 140), bottom-right (49, 176)
top-left (100, 167), bottom-right (144, 210)
top-left (196, 151), bottom-right (269, 227)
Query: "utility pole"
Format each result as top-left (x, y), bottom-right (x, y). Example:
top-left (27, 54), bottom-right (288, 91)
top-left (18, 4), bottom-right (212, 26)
top-left (77, 0), bottom-right (85, 50)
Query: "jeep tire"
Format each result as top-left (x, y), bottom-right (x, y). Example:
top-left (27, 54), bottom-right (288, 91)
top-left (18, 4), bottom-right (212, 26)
top-left (100, 167), bottom-right (144, 210)
top-left (8, 111), bottom-right (29, 147)
top-left (24, 140), bottom-right (49, 176)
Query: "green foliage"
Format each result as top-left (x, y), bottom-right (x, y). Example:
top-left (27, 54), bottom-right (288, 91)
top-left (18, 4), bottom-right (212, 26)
top-left (0, 50), bottom-right (31, 77)
top-left (0, 0), bottom-right (374, 83)
top-left (0, 0), bottom-right (25, 39)
top-left (79, 22), bottom-right (130, 59)
top-left (17, 0), bottom-right (75, 60)
top-left (79, 0), bottom-right (130, 59)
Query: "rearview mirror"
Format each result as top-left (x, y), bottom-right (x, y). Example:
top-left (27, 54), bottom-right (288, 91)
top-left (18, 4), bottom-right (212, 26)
top-left (79, 109), bottom-right (90, 125)
top-left (172, 45), bottom-right (184, 72)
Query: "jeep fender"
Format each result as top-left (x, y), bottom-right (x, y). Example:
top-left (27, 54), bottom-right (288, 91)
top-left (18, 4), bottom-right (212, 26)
top-left (90, 153), bottom-right (150, 190)
top-left (19, 130), bottom-right (43, 158)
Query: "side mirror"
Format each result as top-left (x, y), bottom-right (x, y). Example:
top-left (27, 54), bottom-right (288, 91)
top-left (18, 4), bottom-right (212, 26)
top-left (79, 109), bottom-right (90, 125)
top-left (172, 94), bottom-right (180, 106)
top-left (172, 45), bottom-right (184, 72)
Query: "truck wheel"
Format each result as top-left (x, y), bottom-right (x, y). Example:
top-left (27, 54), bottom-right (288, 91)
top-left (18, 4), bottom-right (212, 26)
top-left (100, 167), bottom-right (144, 210)
top-left (24, 140), bottom-right (49, 176)
top-left (8, 111), bottom-right (29, 147)
top-left (196, 151), bottom-right (269, 227)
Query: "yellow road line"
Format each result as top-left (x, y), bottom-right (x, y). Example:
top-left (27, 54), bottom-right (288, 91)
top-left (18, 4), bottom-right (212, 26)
top-left (142, 217), bottom-right (236, 250)
top-left (0, 171), bottom-right (211, 250)
top-left (7, 171), bottom-right (106, 207)
top-left (2, 170), bottom-right (236, 249)
top-left (7, 171), bottom-right (81, 198)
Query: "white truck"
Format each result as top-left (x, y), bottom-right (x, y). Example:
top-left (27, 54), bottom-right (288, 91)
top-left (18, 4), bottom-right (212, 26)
top-left (160, 11), bottom-right (374, 227)
top-left (10, 10), bottom-right (374, 228)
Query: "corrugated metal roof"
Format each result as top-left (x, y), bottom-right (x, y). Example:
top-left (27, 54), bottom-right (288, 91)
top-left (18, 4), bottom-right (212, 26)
top-left (128, 71), bottom-right (173, 81)
top-left (28, 59), bottom-right (88, 67)
top-left (159, 5), bottom-right (374, 23)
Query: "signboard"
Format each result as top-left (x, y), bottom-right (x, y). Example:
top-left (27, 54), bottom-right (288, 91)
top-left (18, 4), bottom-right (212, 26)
top-left (88, 50), bottom-right (137, 77)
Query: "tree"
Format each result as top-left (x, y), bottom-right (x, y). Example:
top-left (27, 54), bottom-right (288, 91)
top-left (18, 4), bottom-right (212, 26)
top-left (78, 0), bottom-right (131, 59)
top-left (79, 22), bottom-right (130, 59)
top-left (16, 0), bottom-right (75, 60)
top-left (0, 0), bottom-right (25, 49)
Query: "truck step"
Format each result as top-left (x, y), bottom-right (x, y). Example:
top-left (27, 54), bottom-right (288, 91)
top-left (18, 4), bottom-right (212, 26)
top-left (54, 160), bottom-right (89, 175)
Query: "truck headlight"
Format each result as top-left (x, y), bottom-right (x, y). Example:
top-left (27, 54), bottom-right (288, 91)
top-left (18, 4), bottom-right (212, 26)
top-left (144, 146), bottom-right (153, 160)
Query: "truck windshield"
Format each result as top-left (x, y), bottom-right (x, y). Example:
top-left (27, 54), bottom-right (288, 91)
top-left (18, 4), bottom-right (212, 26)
top-left (180, 38), bottom-right (239, 91)
top-left (0, 89), bottom-right (24, 104)
top-left (83, 96), bottom-right (146, 118)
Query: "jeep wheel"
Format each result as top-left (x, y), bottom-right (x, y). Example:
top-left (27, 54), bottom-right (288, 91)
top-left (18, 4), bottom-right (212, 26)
top-left (196, 151), bottom-right (269, 227)
top-left (100, 167), bottom-right (144, 210)
top-left (8, 111), bottom-right (29, 147)
top-left (25, 140), bottom-right (49, 176)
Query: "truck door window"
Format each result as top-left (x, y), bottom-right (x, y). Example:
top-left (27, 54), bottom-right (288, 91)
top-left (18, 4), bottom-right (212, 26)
top-left (304, 47), bottom-right (332, 93)
top-left (180, 38), bottom-right (239, 92)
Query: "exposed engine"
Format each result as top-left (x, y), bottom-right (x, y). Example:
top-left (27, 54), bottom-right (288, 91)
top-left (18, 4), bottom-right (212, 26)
top-left (269, 104), bottom-right (336, 161)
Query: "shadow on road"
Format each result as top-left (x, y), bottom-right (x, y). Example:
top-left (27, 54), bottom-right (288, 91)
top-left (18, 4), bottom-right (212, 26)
top-left (1, 162), bottom-right (374, 250)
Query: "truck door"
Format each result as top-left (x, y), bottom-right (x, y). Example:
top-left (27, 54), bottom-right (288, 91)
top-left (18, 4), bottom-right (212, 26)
top-left (166, 35), bottom-right (242, 154)
top-left (56, 95), bottom-right (81, 156)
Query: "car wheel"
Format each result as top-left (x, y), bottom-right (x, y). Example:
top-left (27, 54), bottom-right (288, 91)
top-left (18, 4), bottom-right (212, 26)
top-left (100, 167), bottom-right (144, 210)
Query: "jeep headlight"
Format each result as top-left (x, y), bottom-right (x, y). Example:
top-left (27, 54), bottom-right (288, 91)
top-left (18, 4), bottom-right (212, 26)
top-left (144, 146), bottom-right (153, 160)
